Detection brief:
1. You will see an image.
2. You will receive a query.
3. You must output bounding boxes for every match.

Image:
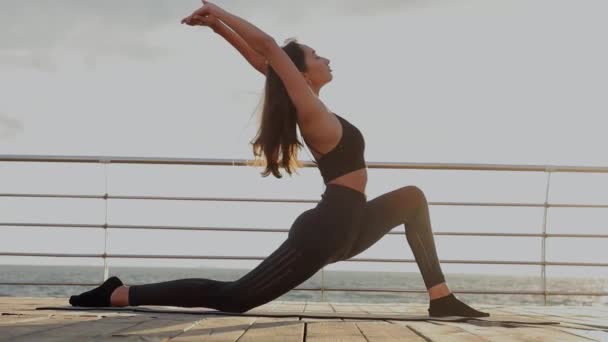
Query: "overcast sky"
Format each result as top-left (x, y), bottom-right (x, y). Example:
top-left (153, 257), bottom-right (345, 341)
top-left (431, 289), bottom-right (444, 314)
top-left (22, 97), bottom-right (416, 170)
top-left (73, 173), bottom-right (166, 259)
top-left (1, 0), bottom-right (607, 284)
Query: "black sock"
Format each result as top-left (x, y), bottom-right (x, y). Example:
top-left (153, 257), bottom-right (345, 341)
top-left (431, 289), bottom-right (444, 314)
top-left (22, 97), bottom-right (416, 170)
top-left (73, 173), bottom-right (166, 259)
top-left (428, 293), bottom-right (490, 317)
top-left (69, 276), bottom-right (123, 307)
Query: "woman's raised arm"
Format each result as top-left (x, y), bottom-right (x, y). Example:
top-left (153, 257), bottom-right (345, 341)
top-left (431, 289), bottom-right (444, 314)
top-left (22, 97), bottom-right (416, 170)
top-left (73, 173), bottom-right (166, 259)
top-left (183, 0), bottom-right (327, 123)
top-left (213, 21), bottom-right (268, 76)
top-left (184, 13), bottom-right (268, 76)
top-left (183, 1), bottom-right (274, 59)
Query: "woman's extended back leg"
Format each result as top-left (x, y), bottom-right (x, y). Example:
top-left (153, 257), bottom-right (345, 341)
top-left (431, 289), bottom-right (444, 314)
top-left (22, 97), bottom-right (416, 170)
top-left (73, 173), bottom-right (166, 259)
top-left (128, 238), bottom-right (325, 313)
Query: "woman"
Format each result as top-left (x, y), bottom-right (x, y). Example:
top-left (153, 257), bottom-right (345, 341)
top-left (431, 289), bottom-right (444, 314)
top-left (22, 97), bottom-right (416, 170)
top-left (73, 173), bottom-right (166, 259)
top-left (70, 0), bottom-right (489, 318)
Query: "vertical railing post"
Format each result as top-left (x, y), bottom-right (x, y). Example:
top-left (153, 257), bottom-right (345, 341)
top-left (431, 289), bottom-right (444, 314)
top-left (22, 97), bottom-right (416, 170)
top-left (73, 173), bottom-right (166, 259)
top-left (101, 158), bottom-right (111, 282)
top-left (320, 266), bottom-right (325, 301)
top-left (540, 168), bottom-right (553, 306)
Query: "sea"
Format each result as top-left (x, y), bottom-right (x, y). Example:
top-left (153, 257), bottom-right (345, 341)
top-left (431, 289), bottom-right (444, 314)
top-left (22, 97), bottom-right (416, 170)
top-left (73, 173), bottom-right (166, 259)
top-left (2, 265), bottom-right (607, 306)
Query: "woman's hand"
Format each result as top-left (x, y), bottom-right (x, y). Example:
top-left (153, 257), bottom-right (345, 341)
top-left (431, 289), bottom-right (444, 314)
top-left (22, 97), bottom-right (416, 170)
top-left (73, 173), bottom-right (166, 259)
top-left (181, 13), bottom-right (220, 30)
top-left (181, 0), bottom-right (225, 26)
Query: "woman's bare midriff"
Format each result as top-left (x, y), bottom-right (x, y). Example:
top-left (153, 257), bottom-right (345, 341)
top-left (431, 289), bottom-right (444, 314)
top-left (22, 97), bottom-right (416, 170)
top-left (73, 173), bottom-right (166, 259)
top-left (326, 168), bottom-right (367, 197)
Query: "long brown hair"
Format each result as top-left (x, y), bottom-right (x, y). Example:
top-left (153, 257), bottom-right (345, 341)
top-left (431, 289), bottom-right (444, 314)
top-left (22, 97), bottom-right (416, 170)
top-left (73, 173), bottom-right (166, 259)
top-left (249, 39), bottom-right (308, 179)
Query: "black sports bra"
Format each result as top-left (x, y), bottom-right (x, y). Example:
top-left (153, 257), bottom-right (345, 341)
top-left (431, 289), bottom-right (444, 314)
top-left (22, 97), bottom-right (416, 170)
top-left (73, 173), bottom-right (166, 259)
top-left (303, 113), bottom-right (366, 184)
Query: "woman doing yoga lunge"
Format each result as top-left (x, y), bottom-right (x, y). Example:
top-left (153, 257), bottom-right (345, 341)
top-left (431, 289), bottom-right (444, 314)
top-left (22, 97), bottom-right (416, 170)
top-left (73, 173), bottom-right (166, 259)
top-left (69, 0), bottom-right (489, 318)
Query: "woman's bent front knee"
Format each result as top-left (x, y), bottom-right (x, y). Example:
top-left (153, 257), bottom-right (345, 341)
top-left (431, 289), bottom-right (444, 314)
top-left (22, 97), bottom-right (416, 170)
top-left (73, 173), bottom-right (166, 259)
top-left (400, 185), bottom-right (426, 203)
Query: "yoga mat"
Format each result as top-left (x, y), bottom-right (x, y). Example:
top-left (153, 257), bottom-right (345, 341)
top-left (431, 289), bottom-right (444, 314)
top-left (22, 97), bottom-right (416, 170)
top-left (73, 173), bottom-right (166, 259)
top-left (37, 306), bottom-right (562, 326)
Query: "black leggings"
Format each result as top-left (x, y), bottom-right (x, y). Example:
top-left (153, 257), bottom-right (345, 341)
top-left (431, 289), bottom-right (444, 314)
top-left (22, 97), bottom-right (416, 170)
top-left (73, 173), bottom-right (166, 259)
top-left (129, 184), bottom-right (446, 313)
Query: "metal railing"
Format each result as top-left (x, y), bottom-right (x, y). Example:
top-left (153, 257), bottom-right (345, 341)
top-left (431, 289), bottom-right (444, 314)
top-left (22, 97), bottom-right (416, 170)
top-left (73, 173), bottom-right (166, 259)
top-left (1, 154), bottom-right (608, 305)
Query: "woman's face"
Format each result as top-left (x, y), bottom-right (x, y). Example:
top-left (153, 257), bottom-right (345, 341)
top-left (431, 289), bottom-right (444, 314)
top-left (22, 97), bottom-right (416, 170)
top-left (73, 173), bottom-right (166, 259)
top-left (300, 44), bottom-right (332, 90)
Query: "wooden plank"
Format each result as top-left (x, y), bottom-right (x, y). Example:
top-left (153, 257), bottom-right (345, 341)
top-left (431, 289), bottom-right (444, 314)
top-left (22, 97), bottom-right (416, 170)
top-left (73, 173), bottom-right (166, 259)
top-left (236, 316), bottom-right (304, 342)
top-left (0, 297), bottom-right (66, 309)
top-left (0, 314), bottom-right (50, 325)
top-left (491, 307), bottom-right (585, 329)
top-left (327, 302), bottom-right (338, 313)
top-left (586, 305), bottom-right (608, 314)
top-left (331, 303), bottom-right (368, 314)
top-left (393, 320), bottom-right (490, 342)
top-left (0, 315), bottom-right (100, 340)
top-left (507, 306), bottom-right (608, 340)
top-left (300, 301), bottom-right (343, 322)
top-left (170, 299), bottom-right (282, 342)
top-left (358, 304), bottom-right (400, 315)
top-left (306, 321), bottom-right (367, 342)
top-left (544, 305), bottom-right (608, 318)
top-left (552, 328), bottom-right (608, 342)
top-left (516, 306), bottom-right (608, 328)
top-left (300, 317), bottom-right (343, 322)
top-left (490, 307), bottom-right (605, 339)
top-left (11, 316), bottom-right (150, 342)
top-left (498, 306), bottom-right (608, 329)
top-left (330, 303), bottom-right (367, 314)
top-left (439, 320), bottom-right (596, 342)
top-left (356, 321), bottom-right (427, 341)
top-left (169, 316), bottom-right (258, 342)
top-left (338, 309), bottom-right (370, 322)
top-left (303, 302), bottom-right (335, 313)
top-left (386, 303), bottom-right (428, 316)
top-left (110, 317), bottom-right (201, 340)
top-left (266, 301), bottom-right (306, 313)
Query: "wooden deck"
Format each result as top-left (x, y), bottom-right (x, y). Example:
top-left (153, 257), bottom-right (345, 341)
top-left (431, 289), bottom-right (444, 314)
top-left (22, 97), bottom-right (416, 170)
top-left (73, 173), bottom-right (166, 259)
top-left (1, 297), bottom-right (607, 341)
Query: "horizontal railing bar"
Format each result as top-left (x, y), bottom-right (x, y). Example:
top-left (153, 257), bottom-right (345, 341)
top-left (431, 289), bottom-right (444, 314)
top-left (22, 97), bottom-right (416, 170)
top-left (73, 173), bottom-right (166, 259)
top-left (3, 222), bottom-right (608, 239)
top-left (550, 204), bottom-right (608, 209)
top-left (0, 193), bottom-right (319, 203)
top-left (0, 193), bottom-right (104, 199)
top-left (0, 223), bottom-right (105, 229)
top-left (3, 193), bottom-right (608, 209)
top-left (0, 282), bottom-right (605, 297)
top-left (111, 195), bottom-right (319, 204)
top-left (0, 252), bottom-right (102, 258)
top-left (104, 224), bottom-right (287, 233)
top-left (2, 154), bottom-right (608, 173)
top-left (1, 252), bottom-right (606, 267)
top-left (433, 232), bottom-right (608, 238)
top-left (0, 282), bottom-right (103, 286)
top-left (3, 192), bottom-right (608, 210)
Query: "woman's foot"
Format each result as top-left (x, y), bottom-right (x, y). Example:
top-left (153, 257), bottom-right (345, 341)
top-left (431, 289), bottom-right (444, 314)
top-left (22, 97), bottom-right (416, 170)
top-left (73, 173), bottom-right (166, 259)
top-left (69, 276), bottom-right (123, 307)
top-left (428, 293), bottom-right (490, 317)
